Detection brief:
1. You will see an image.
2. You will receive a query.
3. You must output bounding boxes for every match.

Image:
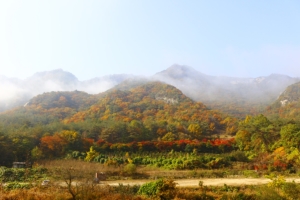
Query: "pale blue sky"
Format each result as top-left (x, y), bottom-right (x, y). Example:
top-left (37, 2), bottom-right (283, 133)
top-left (0, 0), bottom-right (300, 80)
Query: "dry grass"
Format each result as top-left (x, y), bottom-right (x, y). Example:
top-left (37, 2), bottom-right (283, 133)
top-left (37, 159), bottom-right (120, 173)
top-left (35, 160), bottom-right (249, 181)
top-left (36, 159), bottom-right (123, 180)
top-left (0, 185), bottom-right (146, 200)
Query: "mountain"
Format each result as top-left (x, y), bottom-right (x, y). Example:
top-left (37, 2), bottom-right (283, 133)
top-left (25, 69), bottom-right (80, 94)
top-left (0, 69), bottom-right (134, 112)
top-left (80, 74), bottom-right (135, 94)
top-left (1, 65), bottom-right (299, 117)
top-left (265, 82), bottom-right (300, 121)
top-left (153, 65), bottom-right (300, 117)
top-left (0, 81), bottom-right (237, 143)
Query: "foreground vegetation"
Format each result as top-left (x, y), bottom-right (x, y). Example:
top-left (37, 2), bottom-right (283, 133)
top-left (1, 165), bottom-right (300, 199)
top-left (3, 183), bottom-right (300, 200)
top-left (1, 160), bottom-right (300, 199)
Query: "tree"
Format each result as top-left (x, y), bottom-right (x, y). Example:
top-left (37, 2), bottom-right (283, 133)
top-left (40, 134), bottom-right (67, 157)
top-left (59, 130), bottom-right (82, 152)
top-left (127, 120), bottom-right (145, 141)
top-left (188, 123), bottom-right (202, 139)
top-left (85, 146), bottom-right (97, 162)
top-left (100, 121), bottom-right (128, 143)
top-left (162, 132), bottom-right (176, 141)
top-left (11, 135), bottom-right (35, 162)
top-left (53, 167), bottom-right (82, 200)
top-left (280, 124), bottom-right (300, 149)
top-left (0, 131), bottom-right (13, 166)
top-left (31, 146), bottom-right (44, 160)
top-left (236, 114), bottom-right (277, 152)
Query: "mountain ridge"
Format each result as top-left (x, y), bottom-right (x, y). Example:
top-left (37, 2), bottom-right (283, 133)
top-left (1, 81), bottom-right (234, 142)
top-left (1, 65), bottom-right (299, 117)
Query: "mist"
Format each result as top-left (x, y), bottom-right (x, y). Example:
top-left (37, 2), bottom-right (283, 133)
top-left (0, 66), bottom-right (299, 113)
top-left (0, 71), bottom-right (136, 112)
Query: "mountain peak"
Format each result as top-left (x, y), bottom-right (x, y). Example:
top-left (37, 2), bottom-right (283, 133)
top-left (27, 69), bottom-right (79, 84)
top-left (155, 64), bottom-right (204, 79)
top-left (168, 64), bottom-right (195, 71)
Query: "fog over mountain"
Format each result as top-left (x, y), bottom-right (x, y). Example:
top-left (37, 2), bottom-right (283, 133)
top-left (153, 65), bottom-right (300, 104)
top-left (0, 65), bottom-right (299, 115)
top-left (0, 69), bottom-right (135, 112)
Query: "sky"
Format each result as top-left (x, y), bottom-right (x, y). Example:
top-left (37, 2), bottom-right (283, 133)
top-left (0, 0), bottom-right (300, 81)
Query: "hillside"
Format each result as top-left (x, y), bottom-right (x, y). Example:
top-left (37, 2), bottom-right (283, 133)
top-left (0, 82), bottom-right (237, 143)
top-left (62, 82), bottom-right (237, 142)
top-left (2, 81), bottom-right (300, 178)
top-left (266, 81), bottom-right (300, 121)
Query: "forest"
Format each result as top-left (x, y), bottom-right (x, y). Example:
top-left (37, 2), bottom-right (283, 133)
top-left (2, 81), bottom-right (300, 199)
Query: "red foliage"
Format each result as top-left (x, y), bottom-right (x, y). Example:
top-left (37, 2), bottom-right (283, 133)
top-left (40, 135), bottom-right (67, 157)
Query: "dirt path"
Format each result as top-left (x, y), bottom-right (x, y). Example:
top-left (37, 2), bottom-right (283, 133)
top-left (104, 178), bottom-right (300, 187)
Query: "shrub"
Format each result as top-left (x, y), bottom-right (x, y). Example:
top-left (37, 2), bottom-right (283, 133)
top-left (113, 183), bottom-right (140, 195)
top-left (0, 167), bottom-right (48, 182)
top-left (123, 163), bottom-right (137, 176)
top-left (4, 182), bottom-right (32, 190)
top-left (138, 179), bottom-right (163, 197)
top-left (230, 150), bottom-right (249, 162)
top-left (255, 186), bottom-right (286, 200)
top-left (282, 182), bottom-right (300, 199)
top-left (138, 179), bottom-right (177, 199)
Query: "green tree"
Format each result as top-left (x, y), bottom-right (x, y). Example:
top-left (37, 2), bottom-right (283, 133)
top-left (279, 124), bottom-right (300, 149)
top-left (127, 120), bottom-right (145, 141)
top-left (236, 114), bottom-right (277, 152)
top-left (100, 121), bottom-right (128, 143)
top-left (31, 146), bottom-right (44, 160)
top-left (0, 131), bottom-right (13, 166)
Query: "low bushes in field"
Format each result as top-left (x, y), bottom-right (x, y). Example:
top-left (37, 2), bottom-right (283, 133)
top-left (70, 150), bottom-right (238, 170)
top-left (0, 167), bottom-right (48, 182)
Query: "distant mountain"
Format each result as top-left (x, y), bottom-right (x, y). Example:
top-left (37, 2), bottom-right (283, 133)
top-left (0, 65), bottom-right (299, 117)
top-left (81, 74), bottom-right (135, 94)
top-left (153, 64), bottom-right (300, 117)
top-left (0, 69), bottom-right (134, 112)
top-left (153, 65), bottom-right (299, 103)
top-left (25, 69), bottom-right (80, 95)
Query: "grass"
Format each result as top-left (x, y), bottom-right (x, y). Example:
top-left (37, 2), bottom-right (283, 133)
top-left (35, 160), bottom-right (288, 180)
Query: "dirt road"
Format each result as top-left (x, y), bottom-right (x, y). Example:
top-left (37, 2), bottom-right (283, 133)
top-left (104, 177), bottom-right (300, 187)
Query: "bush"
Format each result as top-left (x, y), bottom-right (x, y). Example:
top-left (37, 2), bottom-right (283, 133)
top-left (230, 151), bottom-right (249, 162)
top-left (0, 167), bottom-right (48, 182)
top-left (138, 179), bottom-right (177, 199)
top-left (282, 182), bottom-right (300, 199)
top-left (113, 183), bottom-right (140, 195)
top-left (4, 182), bottom-right (32, 190)
top-left (123, 163), bottom-right (137, 175)
top-left (255, 186), bottom-right (286, 200)
top-left (138, 179), bottom-right (163, 197)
